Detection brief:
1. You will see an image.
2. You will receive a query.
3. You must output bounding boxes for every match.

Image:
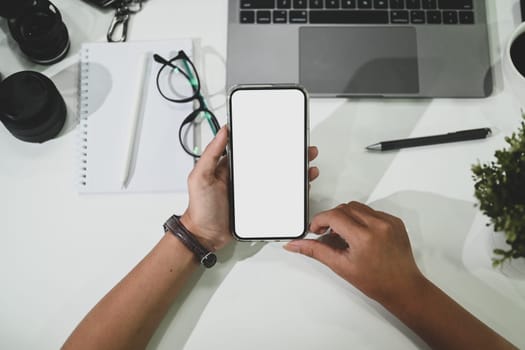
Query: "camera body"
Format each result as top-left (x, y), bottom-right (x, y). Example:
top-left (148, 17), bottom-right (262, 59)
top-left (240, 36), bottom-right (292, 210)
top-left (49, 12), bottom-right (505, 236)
top-left (0, 0), bottom-right (70, 64)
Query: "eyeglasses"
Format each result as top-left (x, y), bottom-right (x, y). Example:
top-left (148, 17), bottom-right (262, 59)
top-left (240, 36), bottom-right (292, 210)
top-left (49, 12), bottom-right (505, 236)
top-left (153, 50), bottom-right (220, 158)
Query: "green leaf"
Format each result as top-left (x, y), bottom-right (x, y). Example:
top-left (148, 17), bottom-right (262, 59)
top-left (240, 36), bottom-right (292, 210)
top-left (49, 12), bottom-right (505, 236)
top-left (473, 113), bottom-right (525, 266)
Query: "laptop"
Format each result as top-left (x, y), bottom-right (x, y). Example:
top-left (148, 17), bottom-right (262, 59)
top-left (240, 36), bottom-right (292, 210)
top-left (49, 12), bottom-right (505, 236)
top-left (226, 0), bottom-right (492, 98)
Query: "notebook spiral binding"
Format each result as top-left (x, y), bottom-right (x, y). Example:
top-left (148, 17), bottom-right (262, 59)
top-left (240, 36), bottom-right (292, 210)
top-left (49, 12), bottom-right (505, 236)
top-left (79, 47), bottom-right (90, 187)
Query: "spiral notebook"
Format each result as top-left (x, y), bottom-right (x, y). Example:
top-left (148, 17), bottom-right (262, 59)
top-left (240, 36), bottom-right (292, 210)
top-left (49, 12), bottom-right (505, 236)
top-left (78, 39), bottom-right (194, 194)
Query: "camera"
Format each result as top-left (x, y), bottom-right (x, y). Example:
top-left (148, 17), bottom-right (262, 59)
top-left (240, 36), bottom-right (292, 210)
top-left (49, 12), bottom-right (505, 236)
top-left (0, 0), bottom-right (70, 64)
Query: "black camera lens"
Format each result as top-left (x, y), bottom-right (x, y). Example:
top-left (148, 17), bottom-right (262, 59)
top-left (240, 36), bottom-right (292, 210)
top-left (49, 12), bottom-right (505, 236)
top-left (21, 10), bottom-right (57, 37)
top-left (511, 32), bottom-right (525, 78)
top-left (0, 71), bottom-right (67, 143)
top-left (4, 0), bottom-right (70, 65)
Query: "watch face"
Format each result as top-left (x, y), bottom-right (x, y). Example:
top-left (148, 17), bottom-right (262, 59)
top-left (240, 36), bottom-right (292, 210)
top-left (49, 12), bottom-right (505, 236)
top-left (201, 253), bottom-right (217, 268)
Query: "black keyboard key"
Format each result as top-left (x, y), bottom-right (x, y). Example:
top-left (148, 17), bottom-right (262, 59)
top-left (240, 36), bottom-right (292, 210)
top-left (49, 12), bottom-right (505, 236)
top-left (374, 0), bottom-right (388, 9)
top-left (427, 10), bottom-right (441, 23)
top-left (309, 0), bottom-right (323, 8)
top-left (422, 0), bottom-right (436, 9)
top-left (309, 10), bottom-right (388, 23)
top-left (410, 10), bottom-right (425, 23)
top-left (241, 0), bottom-right (275, 9)
top-left (293, 0), bottom-right (307, 8)
top-left (438, 0), bottom-right (472, 10)
top-left (358, 0), bottom-right (372, 8)
top-left (277, 0), bottom-right (291, 8)
top-left (273, 10), bottom-right (288, 22)
top-left (290, 10), bottom-right (307, 22)
top-left (390, 0), bottom-right (404, 9)
top-left (341, 0), bottom-right (356, 8)
top-left (443, 10), bottom-right (458, 24)
top-left (326, 0), bottom-right (340, 8)
top-left (459, 11), bottom-right (474, 24)
top-left (240, 10), bottom-right (255, 23)
top-left (406, 0), bottom-right (420, 9)
top-left (257, 10), bottom-right (272, 23)
top-left (391, 10), bottom-right (409, 23)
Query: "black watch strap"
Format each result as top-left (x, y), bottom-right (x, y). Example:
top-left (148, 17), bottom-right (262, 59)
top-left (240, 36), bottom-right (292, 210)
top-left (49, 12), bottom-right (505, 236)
top-left (163, 215), bottom-right (217, 268)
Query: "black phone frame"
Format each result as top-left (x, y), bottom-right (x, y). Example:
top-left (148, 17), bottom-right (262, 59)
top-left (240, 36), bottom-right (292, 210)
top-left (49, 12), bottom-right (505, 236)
top-left (227, 84), bottom-right (310, 242)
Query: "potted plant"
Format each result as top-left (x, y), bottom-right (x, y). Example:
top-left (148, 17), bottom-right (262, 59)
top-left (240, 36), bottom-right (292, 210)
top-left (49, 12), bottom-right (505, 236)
top-left (472, 114), bottom-right (525, 267)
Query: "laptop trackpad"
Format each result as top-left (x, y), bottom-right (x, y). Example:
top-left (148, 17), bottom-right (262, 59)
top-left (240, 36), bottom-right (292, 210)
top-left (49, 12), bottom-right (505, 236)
top-left (299, 26), bottom-right (419, 96)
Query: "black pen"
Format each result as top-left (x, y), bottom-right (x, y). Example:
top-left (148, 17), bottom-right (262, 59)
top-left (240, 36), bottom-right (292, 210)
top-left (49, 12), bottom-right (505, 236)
top-left (366, 128), bottom-right (492, 152)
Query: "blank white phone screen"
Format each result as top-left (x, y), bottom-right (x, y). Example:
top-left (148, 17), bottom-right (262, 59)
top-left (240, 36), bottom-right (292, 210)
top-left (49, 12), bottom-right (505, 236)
top-left (230, 88), bottom-right (307, 239)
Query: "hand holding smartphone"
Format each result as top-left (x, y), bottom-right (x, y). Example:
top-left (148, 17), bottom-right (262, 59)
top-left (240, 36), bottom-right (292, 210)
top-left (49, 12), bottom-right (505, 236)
top-left (228, 85), bottom-right (309, 241)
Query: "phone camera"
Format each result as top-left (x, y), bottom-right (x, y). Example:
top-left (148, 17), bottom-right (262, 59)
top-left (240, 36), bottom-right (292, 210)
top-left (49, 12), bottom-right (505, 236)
top-left (0, 0), bottom-right (70, 64)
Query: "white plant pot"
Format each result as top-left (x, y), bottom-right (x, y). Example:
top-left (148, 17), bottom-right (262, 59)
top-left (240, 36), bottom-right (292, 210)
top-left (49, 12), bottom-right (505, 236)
top-left (491, 227), bottom-right (525, 279)
top-left (463, 212), bottom-right (525, 279)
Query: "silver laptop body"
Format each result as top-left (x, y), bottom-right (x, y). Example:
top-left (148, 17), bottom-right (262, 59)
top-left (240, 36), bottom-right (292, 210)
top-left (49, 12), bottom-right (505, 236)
top-left (226, 0), bottom-right (492, 98)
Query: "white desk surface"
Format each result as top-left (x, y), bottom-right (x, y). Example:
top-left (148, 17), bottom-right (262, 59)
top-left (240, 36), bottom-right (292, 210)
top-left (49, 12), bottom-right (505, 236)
top-left (1, 1), bottom-right (525, 349)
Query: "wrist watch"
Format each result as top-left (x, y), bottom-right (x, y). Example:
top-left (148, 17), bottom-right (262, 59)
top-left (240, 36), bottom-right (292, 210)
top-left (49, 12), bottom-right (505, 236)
top-left (163, 215), bottom-right (217, 268)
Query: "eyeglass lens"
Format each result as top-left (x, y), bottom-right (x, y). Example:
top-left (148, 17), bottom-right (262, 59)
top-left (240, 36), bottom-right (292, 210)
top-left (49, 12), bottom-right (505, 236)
top-left (157, 57), bottom-right (199, 101)
top-left (180, 111), bottom-right (217, 157)
top-left (155, 51), bottom-right (220, 158)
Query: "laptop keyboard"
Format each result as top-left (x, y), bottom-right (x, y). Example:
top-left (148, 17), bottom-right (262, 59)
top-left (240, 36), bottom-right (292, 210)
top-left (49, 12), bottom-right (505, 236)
top-left (239, 0), bottom-right (475, 25)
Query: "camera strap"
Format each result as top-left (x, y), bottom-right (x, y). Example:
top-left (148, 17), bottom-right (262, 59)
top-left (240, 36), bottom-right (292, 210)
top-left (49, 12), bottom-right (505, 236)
top-left (107, 0), bottom-right (144, 42)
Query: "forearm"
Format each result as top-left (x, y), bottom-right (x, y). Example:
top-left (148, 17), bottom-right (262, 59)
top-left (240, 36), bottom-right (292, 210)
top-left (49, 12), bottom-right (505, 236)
top-left (382, 276), bottom-right (516, 350)
top-left (63, 233), bottom-right (198, 350)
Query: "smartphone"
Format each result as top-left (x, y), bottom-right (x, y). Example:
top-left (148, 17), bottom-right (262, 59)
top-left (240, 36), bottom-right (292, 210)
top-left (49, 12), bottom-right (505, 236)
top-left (228, 85), bottom-right (309, 241)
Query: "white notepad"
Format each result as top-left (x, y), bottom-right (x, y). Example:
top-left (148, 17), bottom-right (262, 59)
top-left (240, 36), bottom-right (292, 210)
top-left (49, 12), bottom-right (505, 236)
top-left (77, 39), bottom-right (194, 194)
